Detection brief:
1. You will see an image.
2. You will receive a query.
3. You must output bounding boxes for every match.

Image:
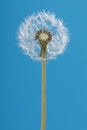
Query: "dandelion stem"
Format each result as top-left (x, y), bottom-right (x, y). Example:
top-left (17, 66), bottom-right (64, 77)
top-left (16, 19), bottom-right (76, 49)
top-left (41, 54), bottom-right (46, 130)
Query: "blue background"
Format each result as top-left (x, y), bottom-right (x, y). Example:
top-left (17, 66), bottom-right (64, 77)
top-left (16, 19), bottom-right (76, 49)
top-left (0, 0), bottom-right (87, 130)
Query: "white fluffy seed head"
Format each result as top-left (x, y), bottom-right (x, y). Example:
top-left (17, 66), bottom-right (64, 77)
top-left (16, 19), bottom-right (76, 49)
top-left (18, 10), bottom-right (69, 61)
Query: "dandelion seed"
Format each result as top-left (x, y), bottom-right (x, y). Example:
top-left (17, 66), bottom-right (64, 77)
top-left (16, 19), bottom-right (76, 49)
top-left (18, 11), bottom-right (69, 61)
top-left (18, 10), bottom-right (70, 130)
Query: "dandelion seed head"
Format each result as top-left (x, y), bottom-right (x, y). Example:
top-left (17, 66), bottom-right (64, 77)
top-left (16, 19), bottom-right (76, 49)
top-left (18, 10), bottom-right (69, 61)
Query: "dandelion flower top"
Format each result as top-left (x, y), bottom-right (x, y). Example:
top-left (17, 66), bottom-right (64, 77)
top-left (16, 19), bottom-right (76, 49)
top-left (18, 11), bottom-right (69, 61)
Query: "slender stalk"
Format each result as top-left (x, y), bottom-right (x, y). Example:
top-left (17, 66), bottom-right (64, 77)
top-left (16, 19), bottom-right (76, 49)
top-left (41, 56), bottom-right (46, 130)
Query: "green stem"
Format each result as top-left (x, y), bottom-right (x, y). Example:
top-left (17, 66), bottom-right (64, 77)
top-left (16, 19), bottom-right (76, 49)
top-left (40, 44), bottom-right (47, 58)
top-left (41, 53), bottom-right (46, 130)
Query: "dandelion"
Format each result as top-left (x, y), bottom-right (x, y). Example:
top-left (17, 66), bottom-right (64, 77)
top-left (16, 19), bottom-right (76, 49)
top-left (18, 10), bottom-right (69, 130)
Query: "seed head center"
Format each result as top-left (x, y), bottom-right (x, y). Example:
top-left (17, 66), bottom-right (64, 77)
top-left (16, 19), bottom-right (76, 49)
top-left (35, 30), bottom-right (52, 43)
top-left (35, 30), bottom-right (52, 58)
top-left (39, 33), bottom-right (49, 42)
